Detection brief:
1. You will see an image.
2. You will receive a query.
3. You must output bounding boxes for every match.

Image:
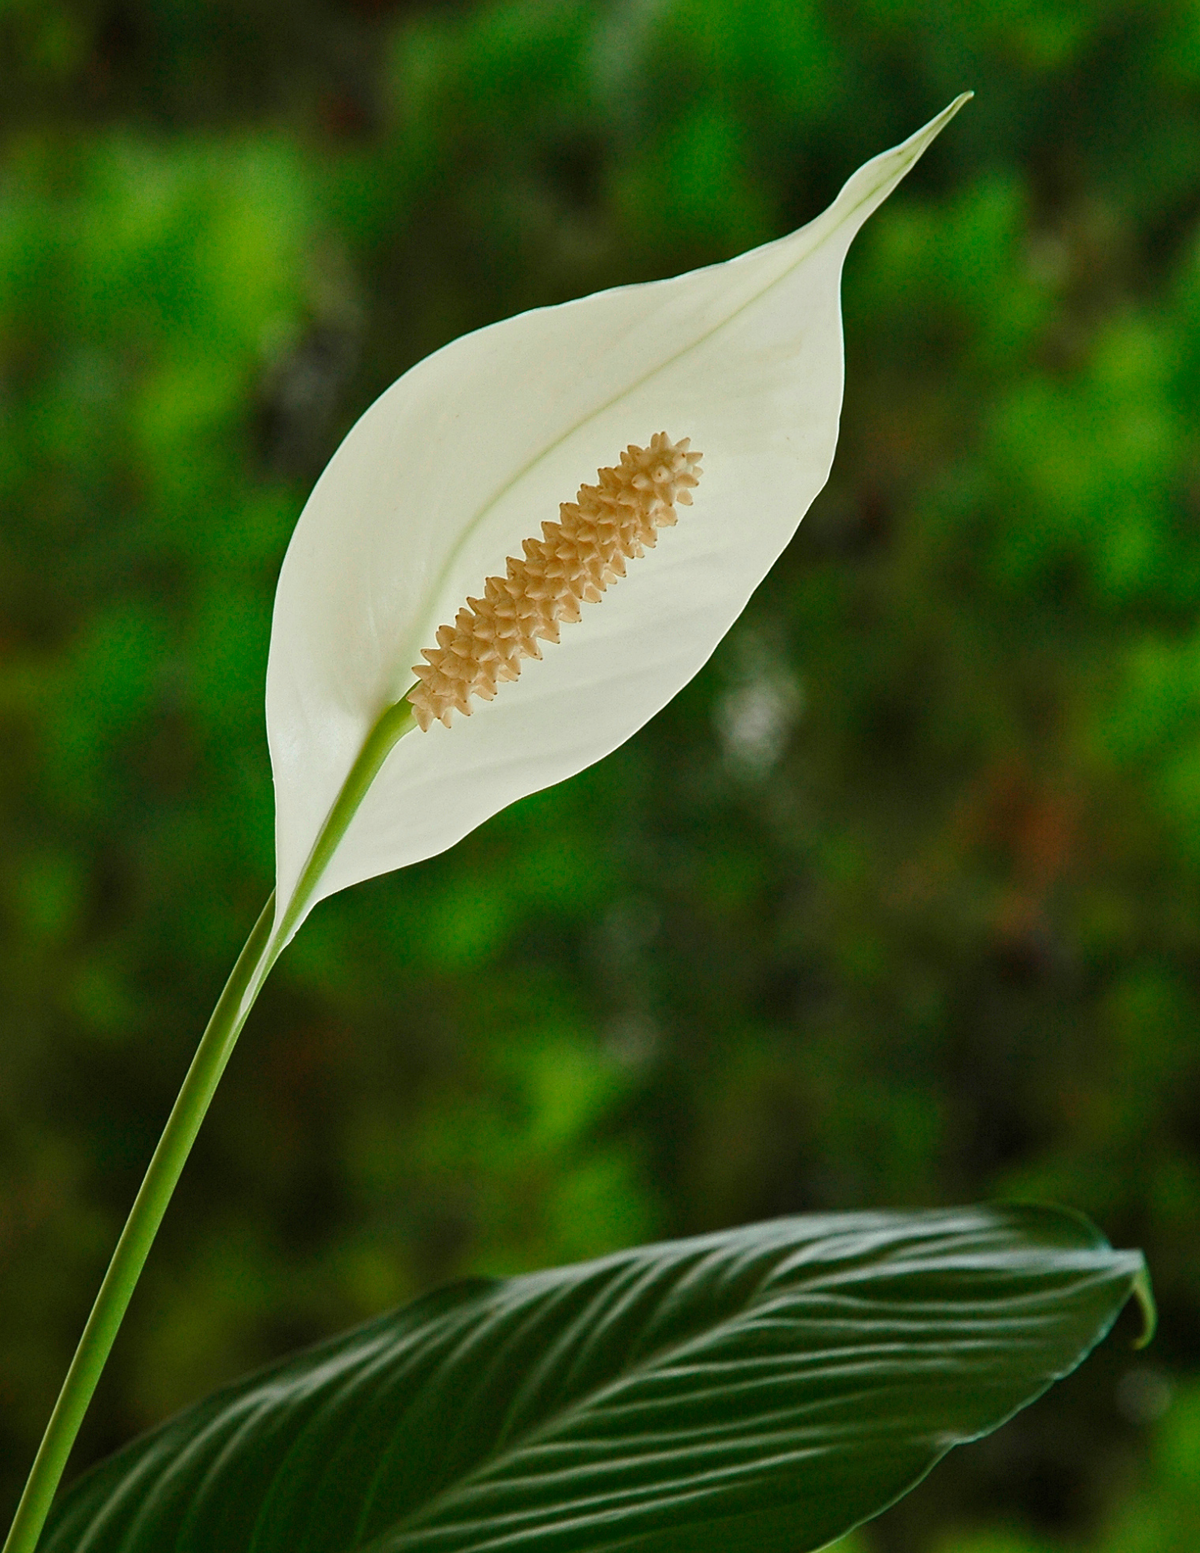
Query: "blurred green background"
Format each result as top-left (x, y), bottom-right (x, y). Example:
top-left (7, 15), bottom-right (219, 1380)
top-left (3, 0), bottom-right (1200, 1546)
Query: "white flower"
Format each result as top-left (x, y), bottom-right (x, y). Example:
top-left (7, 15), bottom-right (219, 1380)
top-left (265, 97), bottom-right (970, 942)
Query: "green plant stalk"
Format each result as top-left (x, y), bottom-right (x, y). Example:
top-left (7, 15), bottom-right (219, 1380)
top-left (2, 694), bottom-right (418, 1553)
top-left (1, 892), bottom-right (279, 1553)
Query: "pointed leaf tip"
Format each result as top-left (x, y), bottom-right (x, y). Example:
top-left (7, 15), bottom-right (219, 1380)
top-left (1132, 1263), bottom-right (1158, 1348)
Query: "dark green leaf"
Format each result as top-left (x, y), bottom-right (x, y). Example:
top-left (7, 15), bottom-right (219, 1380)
top-left (43, 1205), bottom-right (1149, 1553)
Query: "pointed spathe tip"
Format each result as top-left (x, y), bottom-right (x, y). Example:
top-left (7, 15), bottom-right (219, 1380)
top-left (893, 91), bottom-right (974, 166)
top-left (818, 92), bottom-right (975, 249)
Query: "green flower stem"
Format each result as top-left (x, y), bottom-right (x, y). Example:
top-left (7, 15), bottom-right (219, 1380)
top-left (272, 696), bottom-right (417, 952)
top-left (1, 894), bottom-right (279, 1553)
top-left (3, 693), bottom-right (419, 1553)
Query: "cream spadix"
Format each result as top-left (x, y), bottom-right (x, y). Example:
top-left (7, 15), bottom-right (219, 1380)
top-left (266, 96), bottom-right (971, 938)
top-left (409, 434), bottom-right (703, 731)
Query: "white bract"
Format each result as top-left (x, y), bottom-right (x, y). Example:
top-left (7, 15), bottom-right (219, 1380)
top-left (266, 98), bottom-right (969, 940)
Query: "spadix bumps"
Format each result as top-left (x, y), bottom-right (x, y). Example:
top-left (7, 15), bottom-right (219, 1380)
top-left (409, 435), bottom-right (702, 730)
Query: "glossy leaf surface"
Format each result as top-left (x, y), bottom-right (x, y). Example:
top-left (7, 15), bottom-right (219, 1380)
top-left (42, 1205), bottom-right (1148, 1553)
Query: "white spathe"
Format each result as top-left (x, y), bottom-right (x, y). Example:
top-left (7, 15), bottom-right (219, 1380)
top-left (266, 97), bottom-right (970, 932)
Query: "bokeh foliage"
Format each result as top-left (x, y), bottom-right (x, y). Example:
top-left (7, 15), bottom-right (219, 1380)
top-left (3, 0), bottom-right (1200, 1546)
